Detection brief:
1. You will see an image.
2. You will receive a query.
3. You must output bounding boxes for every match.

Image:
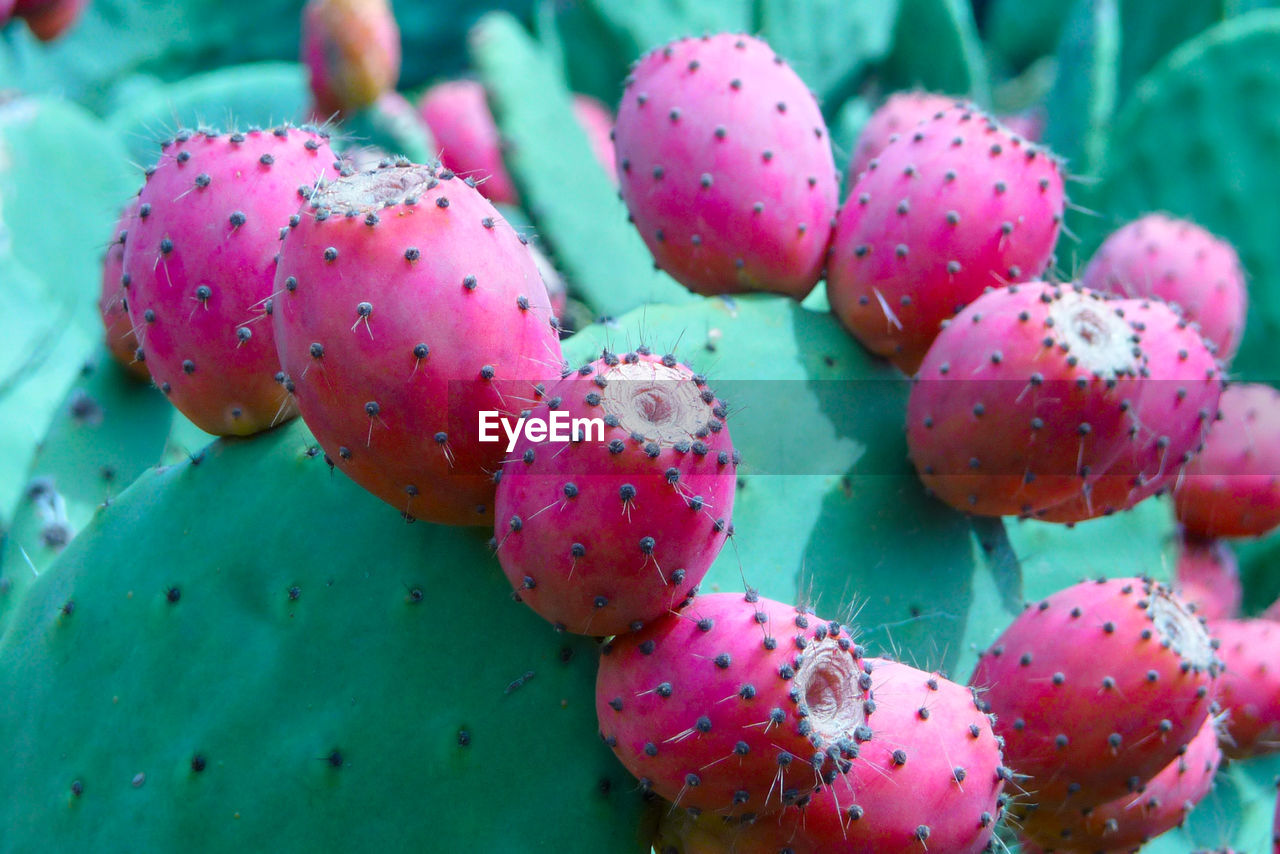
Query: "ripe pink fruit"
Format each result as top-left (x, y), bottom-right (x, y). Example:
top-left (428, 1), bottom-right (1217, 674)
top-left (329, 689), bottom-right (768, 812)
top-left (970, 578), bottom-right (1218, 808)
top-left (1035, 298), bottom-right (1223, 522)
top-left (122, 126), bottom-right (342, 436)
top-left (1084, 214), bottom-right (1248, 363)
top-left (1174, 534), bottom-right (1240, 621)
top-left (652, 658), bottom-right (1006, 853)
top-left (818, 657), bottom-right (1005, 853)
top-left (848, 91), bottom-right (964, 179)
top-left (1021, 713), bottom-right (1222, 852)
top-left (98, 197), bottom-right (148, 382)
top-left (494, 350), bottom-right (736, 636)
top-left (614, 33), bottom-right (838, 299)
top-left (301, 0), bottom-right (401, 118)
top-left (1175, 383), bottom-right (1280, 539)
top-left (596, 591), bottom-right (871, 816)
top-left (1206, 618), bottom-right (1280, 758)
top-left (273, 161), bottom-right (563, 526)
top-left (418, 80), bottom-right (519, 204)
top-left (828, 105), bottom-right (1065, 373)
top-left (906, 283), bottom-right (1143, 517)
top-left (418, 81), bottom-right (616, 204)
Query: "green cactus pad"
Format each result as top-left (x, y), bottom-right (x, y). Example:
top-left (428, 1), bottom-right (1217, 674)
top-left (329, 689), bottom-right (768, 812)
top-left (1233, 523), bottom-right (1280, 614)
top-left (106, 62), bottom-right (311, 165)
top-left (0, 419), bottom-right (648, 853)
top-left (1117, 0), bottom-right (1224, 95)
top-left (757, 0), bottom-right (901, 103)
top-left (471, 11), bottom-right (693, 319)
top-left (540, 0), bottom-right (634, 106)
top-left (1226, 0), bottom-right (1276, 13)
top-left (0, 350), bottom-right (173, 625)
top-left (0, 97), bottom-right (135, 511)
top-left (987, 0), bottom-right (1077, 70)
top-left (563, 295), bottom-right (981, 674)
top-left (162, 413), bottom-right (219, 467)
top-left (0, 97), bottom-right (135, 333)
top-left (1001, 498), bottom-right (1174, 599)
top-left (0, 252), bottom-right (89, 509)
top-left (882, 0), bottom-right (992, 106)
top-left (0, 0), bottom-right (305, 111)
top-left (1043, 0), bottom-right (1120, 179)
top-left (1092, 10), bottom-right (1280, 381)
top-left (578, 0), bottom-right (752, 58)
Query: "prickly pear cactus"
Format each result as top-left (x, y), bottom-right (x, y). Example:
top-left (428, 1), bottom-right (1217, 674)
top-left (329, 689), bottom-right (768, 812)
top-left (7, 0), bottom-right (1280, 850)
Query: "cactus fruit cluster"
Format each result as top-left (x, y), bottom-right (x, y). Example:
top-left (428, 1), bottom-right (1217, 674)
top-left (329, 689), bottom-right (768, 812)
top-left (10, 1), bottom-right (1280, 852)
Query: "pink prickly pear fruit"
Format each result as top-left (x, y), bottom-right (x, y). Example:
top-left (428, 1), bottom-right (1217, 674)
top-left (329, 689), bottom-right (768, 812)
top-left (416, 80), bottom-right (517, 204)
top-left (848, 90), bottom-right (965, 180)
top-left (650, 658), bottom-right (1006, 853)
top-left (301, 0), bottom-right (400, 118)
top-left (1174, 534), bottom-right (1240, 621)
top-left (273, 161), bottom-right (563, 526)
top-left (98, 197), bottom-right (149, 382)
top-left (571, 94), bottom-right (617, 184)
top-left (494, 351), bottom-right (736, 636)
top-left (970, 577), bottom-right (1219, 809)
top-left (1035, 298), bottom-right (1223, 523)
top-left (596, 591), bottom-right (872, 816)
top-left (818, 657), bottom-right (1006, 853)
top-left (12, 0), bottom-right (86, 40)
top-left (1083, 214), bottom-right (1248, 363)
top-left (828, 105), bottom-right (1065, 374)
top-left (416, 83), bottom-right (617, 204)
top-left (1206, 619), bottom-right (1280, 758)
top-left (1175, 383), bottom-right (1280, 539)
top-left (614, 33), bottom-right (838, 299)
top-left (1021, 713), bottom-right (1222, 853)
top-left (906, 283), bottom-right (1144, 517)
top-left (122, 126), bottom-right (343, 436)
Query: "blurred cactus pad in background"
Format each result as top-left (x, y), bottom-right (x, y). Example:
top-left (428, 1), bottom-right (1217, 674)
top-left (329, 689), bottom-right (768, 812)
top-left (5, 0), bottom-right (1280, 851)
